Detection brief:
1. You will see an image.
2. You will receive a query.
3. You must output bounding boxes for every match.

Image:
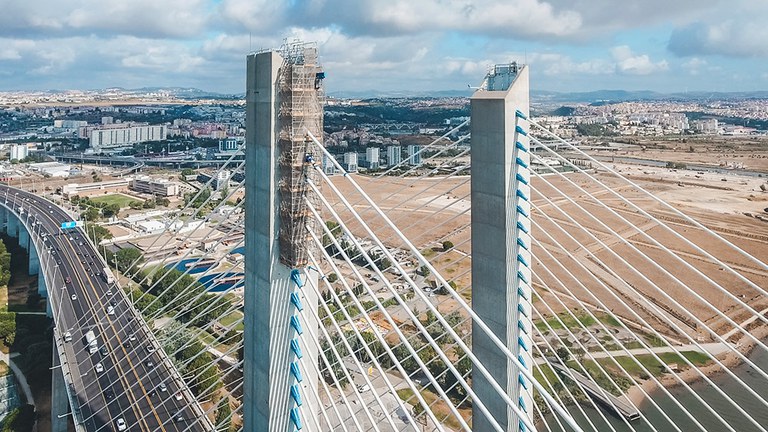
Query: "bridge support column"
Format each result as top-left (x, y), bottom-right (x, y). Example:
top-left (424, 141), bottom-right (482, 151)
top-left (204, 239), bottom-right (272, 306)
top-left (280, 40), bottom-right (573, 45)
top-left (29, 241), bottom-right (39, 276)
top-left (18, 224), bottom-right (29, 252)
top-left (39, 270), bottom-right (49, 300)
top-left (51, 345), bottom-right (69, 432)
top-left (245, 47), bottom-right (321, 432)
top-left (470, 63), bottom-right (533, 432)
top-left (7, 216), bottom-right (18, 239)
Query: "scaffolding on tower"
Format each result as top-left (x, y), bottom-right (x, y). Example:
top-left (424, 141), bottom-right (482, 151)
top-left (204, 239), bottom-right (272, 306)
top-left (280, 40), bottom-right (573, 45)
top-left (277, 39), bottom-right (325, 267)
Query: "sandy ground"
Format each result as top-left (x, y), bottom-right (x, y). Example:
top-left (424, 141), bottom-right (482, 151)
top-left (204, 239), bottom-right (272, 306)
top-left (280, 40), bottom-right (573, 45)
top-left (322, 146), bottom-right (768, 345)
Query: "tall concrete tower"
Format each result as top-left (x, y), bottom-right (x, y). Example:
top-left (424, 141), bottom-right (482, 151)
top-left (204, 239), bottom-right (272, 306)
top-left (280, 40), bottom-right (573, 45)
top-left (470, 63), bottom-right (533, 432)
top-left (244, 41), bottom-right (324, 431)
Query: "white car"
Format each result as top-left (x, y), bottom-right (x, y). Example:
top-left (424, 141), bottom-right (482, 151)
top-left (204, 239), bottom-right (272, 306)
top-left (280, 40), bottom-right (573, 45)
top-left (106, 306), bottom-right (115, 316)
top-left (128, 334), bottom-right (137, 342)
top-left (358, 384), bottom-right (371, 393)
top-left (70, 294), bottom-right (77, 301)
top-left (159, 382), bottom-right (167, 392)
top-left (64, 331), bottom-right (72, 342)
top-left (174, 392), bottom-right (183, 401)
top-left (95, 362), bottom-right (104, 373)
top-left (106, 290), bottom-right (112, 296)
top-left (115, 418), bottom-right (127, 431)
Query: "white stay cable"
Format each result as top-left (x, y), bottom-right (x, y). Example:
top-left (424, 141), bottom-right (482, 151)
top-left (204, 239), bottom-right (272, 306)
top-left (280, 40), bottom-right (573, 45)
top-left (307, 203), bottom-right (474, 431)
top-left (525, 148), bottom-right (768, 384)
top-left (528, 191), bottom-right (767, 430)
top-left (528, 119), bottom-right (768, 273)
top-left (309, 129), bottom-right (584, 432)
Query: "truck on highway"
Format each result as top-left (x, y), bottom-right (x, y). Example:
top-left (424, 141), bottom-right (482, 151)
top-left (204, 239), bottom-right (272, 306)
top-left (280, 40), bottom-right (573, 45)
top-left (103, 267), bottom-right (115, 285)
top-left (84, 330), bottom-right (98, 354)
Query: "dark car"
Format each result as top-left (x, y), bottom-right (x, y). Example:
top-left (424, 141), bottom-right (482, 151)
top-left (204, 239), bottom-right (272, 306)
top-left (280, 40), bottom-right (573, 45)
top-left (100, 346), bottom-right (108, 357)
top-left (105, 388), bottom-right (115, 400)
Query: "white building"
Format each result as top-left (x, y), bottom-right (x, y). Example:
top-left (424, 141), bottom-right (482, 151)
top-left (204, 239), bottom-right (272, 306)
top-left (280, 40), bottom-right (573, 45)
top-left (29, 162), bottom-right (71, 177)
top-left (387, 145), bottom-right (402, 167)
top-left (129, 176), bottom-right (180, 197)
top-left (9, 144), bottom-right (28, 161)
top-left (322, 155), bottom-right (336, 175)
top-left (215, 170), bottom-right (231, 191)
top-left (61, 179), bottom-right (130, 197)
top-left (343, 152), bottom-right (358, 172)
top-left (693, 119), bottom-right (719, 134)
top-left (88, 123), bottom-right (167, 150)
top-left (365, 147), bottom-right (380, 169)
top-left (407, 145), bottom-right (422, 166)
top-left (219, 138), bottom-right (242, 153)
top-left (53, 120), bottom-right (88, 129)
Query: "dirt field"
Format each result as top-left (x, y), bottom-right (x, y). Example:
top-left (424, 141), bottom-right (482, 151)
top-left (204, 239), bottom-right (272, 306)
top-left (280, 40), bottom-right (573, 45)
top-left (323, 142), bottom-right (768, 343)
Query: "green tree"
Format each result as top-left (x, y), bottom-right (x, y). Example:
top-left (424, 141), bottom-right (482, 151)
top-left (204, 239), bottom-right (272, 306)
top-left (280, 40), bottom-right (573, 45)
top-left (82, 207), bottom-right (100, 221)
top-left (1, 404), bottom-right (36, 432)
top-left (442, 240), bottom-right (454, 251)
top-left (87, 224), bottom-right (113, 244)
top-left (102, 203), bottom-right (121, 218)
top-left (185, 187), bottom-right (211, 209)
top-left (112, 247), bottom-right (144, 272)
top-left (215, 398), bottom-right (232, 432)
top-left (0, 239), bottom-right (11, 287)
top-left (129, 201), bottom-right (143, 210)
top-left (181, 168), bottom-right (194, 176)
top-left (419, 264), bottom-right (430, 278)
top-left (156, 197), bottom-right (171, 207)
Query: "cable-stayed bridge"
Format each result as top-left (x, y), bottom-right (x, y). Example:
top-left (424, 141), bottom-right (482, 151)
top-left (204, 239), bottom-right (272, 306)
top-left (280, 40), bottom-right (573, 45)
top-left (10, 41), bottom-right (768, 432)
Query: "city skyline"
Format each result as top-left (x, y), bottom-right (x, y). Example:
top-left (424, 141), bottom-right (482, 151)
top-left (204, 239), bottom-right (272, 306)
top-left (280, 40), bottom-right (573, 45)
top-left (0, 0), bottom-right (767, 95)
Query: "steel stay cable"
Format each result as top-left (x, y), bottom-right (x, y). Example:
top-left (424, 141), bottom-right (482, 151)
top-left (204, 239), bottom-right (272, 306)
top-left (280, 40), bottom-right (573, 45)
top-left (525, 147), bottom-right (768, 386)
top-left (303, 253), bottom-right (420, 430)
top-left (308, 182), bottom-right (531, 432)
top-left (527, 134), bottom-right (768, 335)
top-left (294, 265), bottom-right (394, 432)
top-left (528, 119), bottom-right (768, 273)
top-left (527, 192), bottom-right (767, 431)
top-left (309, 130), bottom-right (584, 432)
top-left (307, 203), bottom-right (485, 431)
top-left (308, 213), bottom-right (468, 431)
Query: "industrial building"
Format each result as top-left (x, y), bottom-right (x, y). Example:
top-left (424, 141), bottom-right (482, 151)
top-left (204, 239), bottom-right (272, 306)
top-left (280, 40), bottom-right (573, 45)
top-left (129, 176), bottom-right (180, 197)
top-left (28, 162), bottom-right (71, 177)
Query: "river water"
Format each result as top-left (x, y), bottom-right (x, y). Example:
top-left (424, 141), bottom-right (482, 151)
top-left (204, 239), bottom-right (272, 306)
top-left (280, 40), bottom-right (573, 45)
top-left (543, 346), bottom-right (768, 432)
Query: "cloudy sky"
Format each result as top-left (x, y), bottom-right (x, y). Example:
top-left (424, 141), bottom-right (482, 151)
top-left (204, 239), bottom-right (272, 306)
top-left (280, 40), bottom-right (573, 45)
top-left (1, 0), bottom-right (767, 95)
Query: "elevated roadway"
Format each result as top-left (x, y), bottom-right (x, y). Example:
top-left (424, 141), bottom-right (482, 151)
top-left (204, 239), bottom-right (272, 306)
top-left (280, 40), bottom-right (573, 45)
top-left (0, 185), bottom-right (212, 432)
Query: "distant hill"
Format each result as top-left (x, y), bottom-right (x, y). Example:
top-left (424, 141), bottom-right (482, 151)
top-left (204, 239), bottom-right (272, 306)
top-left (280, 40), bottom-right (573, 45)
top-left (329, 88), bottom-right (768, 102)
top-left (22, 86), bottom-right (768, 103)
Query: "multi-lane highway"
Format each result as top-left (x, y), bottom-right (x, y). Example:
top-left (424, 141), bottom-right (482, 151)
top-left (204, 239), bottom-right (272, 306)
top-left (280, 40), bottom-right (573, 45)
top-left (0, 185), bottom-right (211, 432)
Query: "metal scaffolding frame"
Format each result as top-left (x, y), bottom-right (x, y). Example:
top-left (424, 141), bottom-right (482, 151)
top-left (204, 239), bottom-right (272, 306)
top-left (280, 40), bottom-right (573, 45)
top-left (277, 40), bottom-right (325, 267)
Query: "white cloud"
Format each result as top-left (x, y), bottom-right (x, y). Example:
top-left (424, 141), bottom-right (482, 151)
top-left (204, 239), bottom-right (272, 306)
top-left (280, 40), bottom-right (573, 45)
top-left (215, 0), bottom-right (583, 40)
top-left (682, 57), bottom-right (707, 75)
top-left (669, 19), bottom-right (768, 58)
top-left (611, 46), bottom-right (668, 75)
top-left (0, 0), bottom-right (209, 38)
